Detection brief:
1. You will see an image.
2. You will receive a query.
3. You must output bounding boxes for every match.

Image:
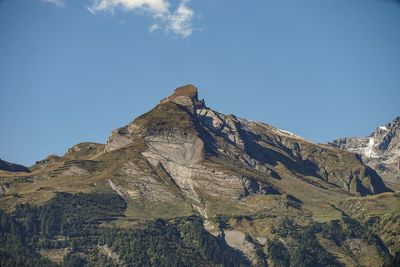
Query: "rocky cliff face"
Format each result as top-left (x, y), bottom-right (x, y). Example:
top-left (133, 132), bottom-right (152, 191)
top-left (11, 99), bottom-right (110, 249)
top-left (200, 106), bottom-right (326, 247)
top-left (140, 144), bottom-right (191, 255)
top-left (330, 117), bottom-right (400, 188)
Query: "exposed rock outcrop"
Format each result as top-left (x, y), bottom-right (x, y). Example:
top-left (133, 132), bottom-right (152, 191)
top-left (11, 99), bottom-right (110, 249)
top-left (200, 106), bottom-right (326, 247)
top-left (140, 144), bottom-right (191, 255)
top-left (160, 84), bottom-right (205, 109)
top-left (330, 116), bottom-right (400, 188)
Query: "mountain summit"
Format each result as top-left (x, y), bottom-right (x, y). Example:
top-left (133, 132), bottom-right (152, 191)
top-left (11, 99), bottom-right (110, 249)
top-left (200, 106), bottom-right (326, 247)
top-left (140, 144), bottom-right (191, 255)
top-left (160, 84), bottom-right (205, 108)
top-left (103, 86), bottom-right (389, 201)
top-left (1, 85), bottom-right (398, 266)
top-left (330, 116), bottom-right (400, 189)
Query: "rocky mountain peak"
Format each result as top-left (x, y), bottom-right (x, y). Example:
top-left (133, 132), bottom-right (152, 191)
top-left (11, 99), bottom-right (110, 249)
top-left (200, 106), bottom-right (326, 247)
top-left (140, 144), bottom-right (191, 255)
top-left (392, 116), bottom-right (400, 124)
top-left (330, 116), bottom-right (400, 187)
top-left (160, 84), bottom-right (205, 108)
top-left (172, 84), bottom-right (198, 98)
top-left (102, 85), bottom-right (391, 197)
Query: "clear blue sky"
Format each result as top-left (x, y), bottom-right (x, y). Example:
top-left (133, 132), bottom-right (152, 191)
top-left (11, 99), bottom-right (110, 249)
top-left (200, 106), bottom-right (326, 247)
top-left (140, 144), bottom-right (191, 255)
top-left (1, 0), bottom-right (399, 166)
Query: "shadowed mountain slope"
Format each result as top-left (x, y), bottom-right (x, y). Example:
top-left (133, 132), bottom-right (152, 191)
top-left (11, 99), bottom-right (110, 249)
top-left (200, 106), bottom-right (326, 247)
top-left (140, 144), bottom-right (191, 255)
top-left (0, 158), bottom-right (29, 173)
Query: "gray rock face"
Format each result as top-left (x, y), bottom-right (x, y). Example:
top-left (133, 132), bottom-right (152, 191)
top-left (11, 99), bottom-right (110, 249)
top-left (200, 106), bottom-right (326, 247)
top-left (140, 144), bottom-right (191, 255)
top-left (330, 117), bottom-right (400, 187)
top-left (194, 107), bottom-right (389, 195)
top-left (241, 177), bottom-right (280, 197)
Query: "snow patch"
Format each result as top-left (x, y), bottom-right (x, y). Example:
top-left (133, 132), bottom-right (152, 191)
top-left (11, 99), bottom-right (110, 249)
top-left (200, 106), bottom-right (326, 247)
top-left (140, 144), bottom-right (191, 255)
top-left (276, 128), bottom-right (317, 144)
top-left (278, 128), bottom-right (303, 139)
top-left (379, 126), bottom-right (388, 131)
top-left (363, 137), bottom-right (378, 158)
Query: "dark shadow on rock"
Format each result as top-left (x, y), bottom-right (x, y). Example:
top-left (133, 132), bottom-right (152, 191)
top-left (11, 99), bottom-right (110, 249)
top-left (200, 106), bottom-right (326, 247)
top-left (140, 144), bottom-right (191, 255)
top-left (364, 167), bottom-right (393, 194)
top-left (237, 128), bottom-right (323, 180)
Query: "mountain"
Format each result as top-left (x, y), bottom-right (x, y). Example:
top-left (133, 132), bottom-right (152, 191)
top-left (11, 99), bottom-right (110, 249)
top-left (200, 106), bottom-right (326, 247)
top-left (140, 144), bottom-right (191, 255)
top-left (104, 84), bottom-right (389, 198)
top-left (0, 85), bottom-right (399, 267)
top-left (0, 158), bottom-right (29, 173)
top-left (330, 116), bottom-right (400, 190)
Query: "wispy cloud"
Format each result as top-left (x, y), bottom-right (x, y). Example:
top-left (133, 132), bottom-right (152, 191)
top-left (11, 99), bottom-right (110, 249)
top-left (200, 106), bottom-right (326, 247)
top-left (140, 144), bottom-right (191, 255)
top-left (88, 0), bottom-right (196, 38)
top-left (165, 0), bottom-right (194, 38)
top-left (87, 0), bottom-right (170, 17)
top-left (41, 0), bottom-right (66, 8)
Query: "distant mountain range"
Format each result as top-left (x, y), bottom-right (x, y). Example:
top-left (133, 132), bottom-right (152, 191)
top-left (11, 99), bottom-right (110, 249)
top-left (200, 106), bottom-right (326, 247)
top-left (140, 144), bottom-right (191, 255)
top-left (0, 85), bottom-right (399, 266)
top-left (0, 158), bottom-right (29, 173)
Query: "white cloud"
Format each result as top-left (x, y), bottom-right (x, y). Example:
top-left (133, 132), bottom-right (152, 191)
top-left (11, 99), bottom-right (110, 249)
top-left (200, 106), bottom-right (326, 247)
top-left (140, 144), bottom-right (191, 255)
top-left (88, 0), bottom-right (170, 17)
top-left (42, 0), bottom-right (66, 8)
top-left (149, 24), bottom-right (161, 32)
top-left (88, 0), bottom-right (195, 38)
top-left (166, 0), bottom-right (193, 38)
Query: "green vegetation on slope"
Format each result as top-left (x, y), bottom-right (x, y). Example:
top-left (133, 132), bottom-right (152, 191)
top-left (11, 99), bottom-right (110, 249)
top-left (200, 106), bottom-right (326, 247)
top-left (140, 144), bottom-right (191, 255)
top-left (266, 215), bottom-right (395, 267)
top-left (1, 190), bottom-right (399, 266)
top-left (0, 192), bottom-right (250, 266)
